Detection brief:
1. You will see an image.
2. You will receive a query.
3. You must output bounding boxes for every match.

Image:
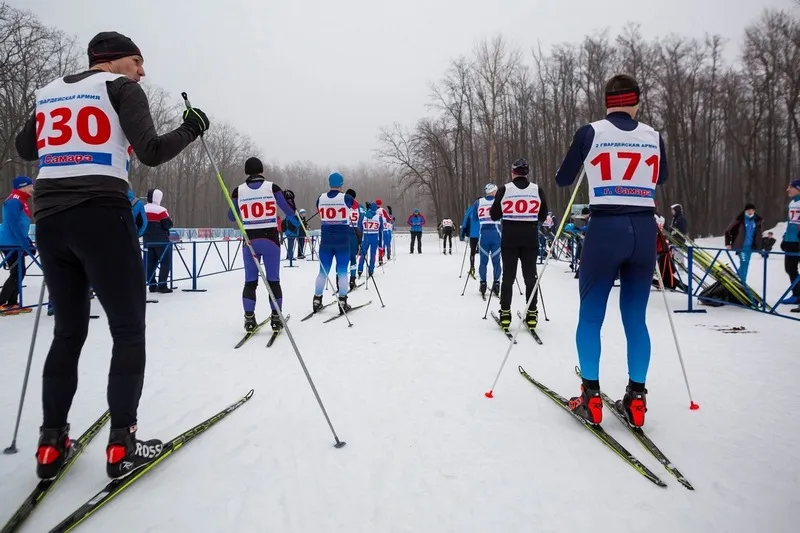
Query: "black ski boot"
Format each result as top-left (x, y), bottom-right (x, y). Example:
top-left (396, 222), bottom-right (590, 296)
top-left (616, 385), bottom-right (648, 427)
top-left (106, 425), bottom-right (164, 480)
top-left (244, 312), bottom-right (257, 332)
top-left (525, 308), bottom-right (539, 330)
top-left (498, 309), bottom-right (512, 332)
top-left (492, 281), bottom-right (500, 297)
top-left (568, 384), bottom-right (603, 424)
top-left (349, 275), bottom-right (357, 290)
top-left (449, 249), bottom-right (452, 255)
top-left (338, 295), bottom-right (352, 314)
top-left (312, 295), bottom-right (324, 312)
top-left (479, 281), bottom-right (487, 297)
top-left (36, 425), bottom-right (73, 480)
top-left (270, 310), bottom-right (283, 331)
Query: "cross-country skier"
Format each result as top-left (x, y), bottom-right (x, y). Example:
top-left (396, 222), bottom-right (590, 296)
top-left (346, 188), bottom-right (362, 290)
top-left (358, 202), bottom-right (384, 278)
top-left (14, 31), bottom-right (209, 480)
top-left (474, 183), bottom-right (502, 297)
top-left (374, 199), bottom-right (391, 263)
top-left (440, 217), bottom-right (455, 254)
top-left (313, 173), bottom-right (356, 313)
top-left (228, 157), bottom-right (298, 332)
top-left (783, 179), bottom-right (800, 311)
top-left (460, 198), bottom-right (480, 277)
top-left (554, 74), bottom-right (669, 427)
top-left (490, 158), bottom-right (548, 332)
top-left (383, 205), bottom-right (394, 261)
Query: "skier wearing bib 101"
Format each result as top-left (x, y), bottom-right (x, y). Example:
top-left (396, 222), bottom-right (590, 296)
top-left (14, 31), bottom-right (210, 480)
top-left (555, 74), bottom-right (669, 428)
top-left (228, 157), bottom-right (298, 333)
top-left (358, 202), bottom-right (384, 278)
top-left (460, 198), bottom-right (481, 277)
top-left (490, 158), bottom-right (548, 332)
top-left (345, 188), bottom-right (362, 290)
top-left (475, 183), bottom-right (502, 297)
top-left (313, 173), bottom-right (356, 313)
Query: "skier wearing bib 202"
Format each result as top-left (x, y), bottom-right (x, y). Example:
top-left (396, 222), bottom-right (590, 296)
top-left (490, 158), bottom-right (548, 331)
top-left (460, 198), bottom-right (480, 277)
top-left (14, 31), bottom-right (210, 480)
top-left (228, 157), bottom-right (298, 332)
top-left (555, 74), bottom-right (669, 427)
top-left (346, 188), bottom-right (362, 290)
top-left (358, 202), bottom-right (384, 277)
top-left (314, 173), bottom-right (356, 313)
top-left (474, 183), bottom-right (502, 297)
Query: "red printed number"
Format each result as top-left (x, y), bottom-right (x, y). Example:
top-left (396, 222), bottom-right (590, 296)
top-left (350, 210), bottom-right (359, 222)
top-left (478, 206), bottom-right (491, 218)
top-left (790, 209), bottom-right (800, 223)
top-left (240, 200), bottom-right (276, 219)
top-left (318, 207), bottom-right (348, 220)
top-left (502, 199), bottom-right (540, 215)
top-left (590, 151), bottom-right (659, 184)
top-left (36, 106), bottom-right (112, 150)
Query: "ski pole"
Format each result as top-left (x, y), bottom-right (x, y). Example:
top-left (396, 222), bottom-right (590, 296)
top-left (653, 261), bottom-right (699, 410)
top-left (515, 277), bottom-right (523, 295)
top-left (4, 280), bottom-right (47, 454)
top-left (369, 274), bottom-right (386, 307)
top-left (539, 285), bottom-right (550, 321)
top-left (485, 168), bottom-right (585, 399)
top-left (458, 238), bottom-right (468, 278)
top-left (482, 282), bottom-right (493, 319)
top-left (182, 93), bottom-right (346, 448)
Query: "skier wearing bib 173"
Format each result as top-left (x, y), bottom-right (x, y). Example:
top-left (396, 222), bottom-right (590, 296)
top-left (490, 159), bottom-right (548, 331)
top-left (475, 183), bottom-right (502, 297)
top-left (555, 74), bottom-right (669, 427)
top-left (314, 173), bottom-right (356, 313)
top-left (358, 202), bottom-right (384, 278)
top-left (228, 157), bottom-right (298, 332)
top-left (14, 31), bottom-right (210, 480)
top-left (346, 188), bottom-right (362, 290)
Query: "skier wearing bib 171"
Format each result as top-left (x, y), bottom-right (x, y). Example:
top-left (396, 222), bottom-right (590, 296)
top-left (783, 180), bottom-right (800, 311)
top-left (14, 31), bottom-right (210, 480)
top-left (490, 159), bottom-right (548, 332)
top-left (358, 202), bottom-right (384, 278)
top-left (555, 74), bottom-right (669, 427)
top-left (229, 157), bottom-right (298, 332)
top-left (346, 188), bottom-right (362, 290)
top-left (475, 183), bottom-right (502, 297)
top-left (313, 173), bottom-right (356, 313)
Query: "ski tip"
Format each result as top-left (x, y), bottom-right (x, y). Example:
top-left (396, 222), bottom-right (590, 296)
top-left (484, 390), bottom-right (494, 398)
top-left (245, 389), bottom-right (255, 400)
top-left (689, 402), bottom-right (700, 411)
top-left (334, 440), bottom-right (347, 449)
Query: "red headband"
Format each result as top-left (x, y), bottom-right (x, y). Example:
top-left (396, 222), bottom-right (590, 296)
top-left (605, 88), bottom-right (640, 108)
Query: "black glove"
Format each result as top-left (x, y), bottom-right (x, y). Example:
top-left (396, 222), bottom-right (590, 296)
top-left (283, 189), bottom-right (297, 212)
top-left (182, 107), bottom-right (210, 137)
top-left (781, 241), bottom-right (788, 252)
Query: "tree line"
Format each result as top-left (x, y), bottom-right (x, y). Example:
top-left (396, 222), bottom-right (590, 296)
top-left (2, 3), bottom-right (799, 235)
top-left (377, 6), bottom-right (800, 236)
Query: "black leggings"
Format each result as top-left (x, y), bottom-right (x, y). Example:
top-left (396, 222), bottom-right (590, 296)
top-left (36, 206), bottom-right (146, 430)
top-left (500, 245), bottom-right (539, 311)
top-left (0, 250), bottom-right (26, 306)
top-left (785, 242), bottom-right (800, 297)
top-left (469, 238), bottom-right (478, 268)
top-left (442, 230), bottom-right (453, 249)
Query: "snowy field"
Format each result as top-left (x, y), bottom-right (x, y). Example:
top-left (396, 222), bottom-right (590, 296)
top-left (0, 232), bottom-right (798, 533)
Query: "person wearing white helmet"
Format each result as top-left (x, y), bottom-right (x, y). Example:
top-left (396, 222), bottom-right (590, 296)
top-left (467, 183), bottom-right (502, 297)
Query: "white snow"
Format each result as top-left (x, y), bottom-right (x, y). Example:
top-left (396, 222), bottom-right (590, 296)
top-left (1, 232), bottom-right (798, 532)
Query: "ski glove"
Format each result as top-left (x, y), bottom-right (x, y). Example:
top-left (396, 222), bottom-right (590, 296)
top-left (182, 108), bottom-right (210, 137)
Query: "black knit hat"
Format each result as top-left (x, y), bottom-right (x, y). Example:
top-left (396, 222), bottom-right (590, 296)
top-left (744, 202), bottom-right (756, 211)
top-left (244, 157), bottom-right (263, 175)
top-left (346, 188), bottom-right (357, 198)
top-left (88, 32), bottom-right (142, 66)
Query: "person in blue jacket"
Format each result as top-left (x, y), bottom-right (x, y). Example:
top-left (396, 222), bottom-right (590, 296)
top-left (407, 208), bottom-right (426, 253)
top-left (127, 189), bottom-right (147, 237)
top-left (474, 184), bottom-right (502, 297)
top-left (782, 179), bottom-right (800, 310)
top-left (0, 176), bottom-right (35, 313)
top-left (460, 197), bottom-right (481, 277)
top-left (357, 201), bottom-right (384, 278)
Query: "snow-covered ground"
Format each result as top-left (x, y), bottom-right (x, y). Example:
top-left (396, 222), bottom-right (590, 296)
top-left (0, 232), bottom-right (797, 532)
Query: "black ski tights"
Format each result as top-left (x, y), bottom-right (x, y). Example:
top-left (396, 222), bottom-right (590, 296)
top-left (500, 245), bottom-right (538, 311)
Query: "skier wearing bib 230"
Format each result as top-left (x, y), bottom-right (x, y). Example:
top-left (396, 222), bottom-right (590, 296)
top-left (555, 74), bottom-right (669, 428)
top-left (313, 173), bottom-right (356, 314)
top-left (228, 157), bottom-right (298, 333)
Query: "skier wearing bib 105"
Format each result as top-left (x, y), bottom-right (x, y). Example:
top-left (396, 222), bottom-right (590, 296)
top-left (358, 202), bottom-right (384, 278)
top-left (313, 172), bottom-right (356, 313)
top-left (228, 157), bottom-right (298, 333)
top-left (475, 183), bottom-right (502, 297)
top-left (490, 159), bottom-right (548, 331)
top-left (555, 74), bottom-right (669, 428)
top-left (345, 188), bottom-right (362, 290)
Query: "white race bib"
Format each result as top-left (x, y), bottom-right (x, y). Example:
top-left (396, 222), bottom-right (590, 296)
top-left (500, 182), bottom-right (541, 222)
top-left (789, 199), bottom-right (800, 226)
top-left (318, 192), bottom-right (349, 226)
top-left (238, 181), bottom-right (277, 229)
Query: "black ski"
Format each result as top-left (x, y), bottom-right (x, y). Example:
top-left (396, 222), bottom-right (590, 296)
top-left (234, 319), bottom-right (270, 349)
top-left (266, 315), bottom-right (291, 347)
top-left (300, 301), bottom-right (337, 322)
top-left (518, 365), bottom-right (666, 488)
top-left (573, 366), bottom-right (694, 490)
top-left (322, 301), bottom-right (373, 323)
top-left (47, 389), bottom-right (255, 532)
top-left (489, 312), bottom-right (517, 343)
top-left (516, 311), bottom-right (543, 344)
top-left (1, 410), bottom-right (110, 533)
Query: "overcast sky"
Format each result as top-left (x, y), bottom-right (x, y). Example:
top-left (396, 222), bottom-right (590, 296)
top-left (15, 0), bottom-right (798, 167)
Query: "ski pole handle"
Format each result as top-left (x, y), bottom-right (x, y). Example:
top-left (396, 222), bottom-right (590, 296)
top-left (181, 92), bottom-right (192, 109)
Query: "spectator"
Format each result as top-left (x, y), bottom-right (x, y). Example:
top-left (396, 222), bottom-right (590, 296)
top-left (144, 188), bottom-right (174, 293)
top-left (724, 202), bottom-right (764, 282)
top-left (407, 208), bottom-right (426, 253)
top-left (128, 189), bottom-right (148, 237)
top-left (0, 176), bottom-right (35, 314)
